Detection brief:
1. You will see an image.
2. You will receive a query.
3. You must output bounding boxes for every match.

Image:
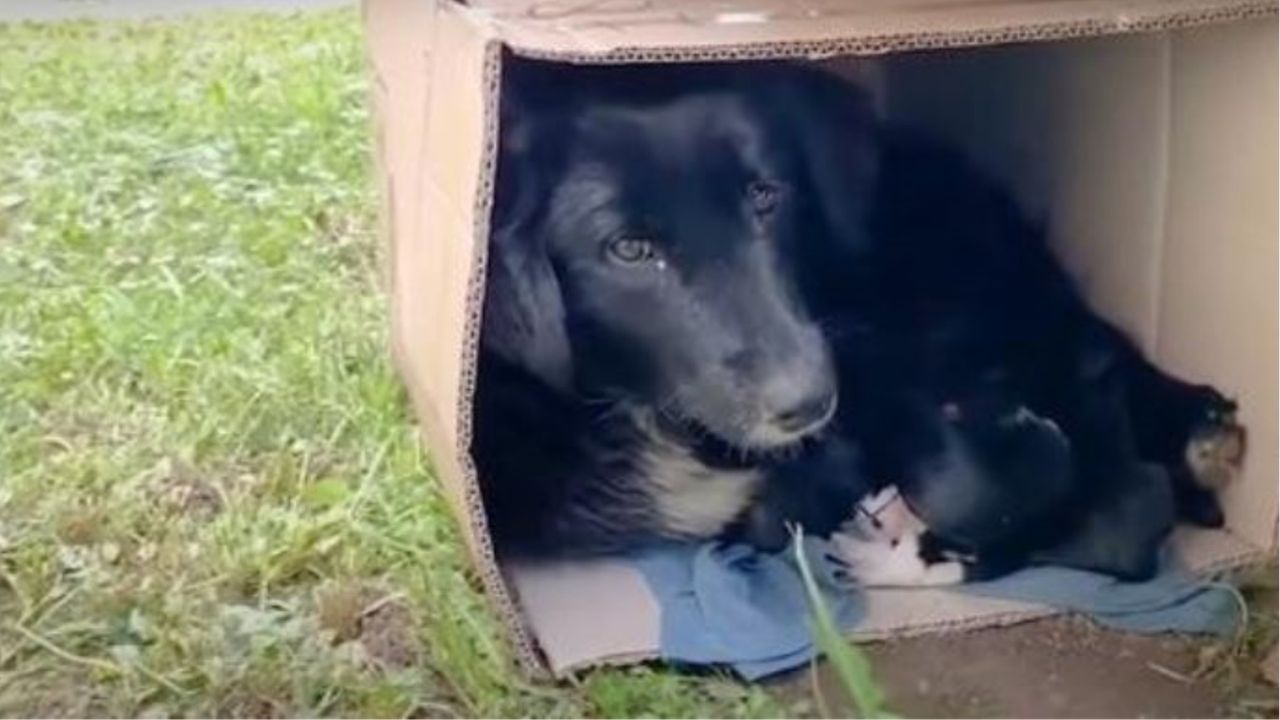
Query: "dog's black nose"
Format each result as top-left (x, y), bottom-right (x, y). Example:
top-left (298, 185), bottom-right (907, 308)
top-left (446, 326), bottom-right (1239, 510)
top-left (771, 391), bottom-right (837, 435)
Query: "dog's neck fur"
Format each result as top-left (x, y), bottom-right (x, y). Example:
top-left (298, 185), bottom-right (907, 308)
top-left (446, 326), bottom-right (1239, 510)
top-left (617, 403), bottom-right (765, 538)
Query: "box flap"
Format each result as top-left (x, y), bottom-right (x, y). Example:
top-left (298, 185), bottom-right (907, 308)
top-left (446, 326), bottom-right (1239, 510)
top-left (460, 0), bottom-right (1275, 61)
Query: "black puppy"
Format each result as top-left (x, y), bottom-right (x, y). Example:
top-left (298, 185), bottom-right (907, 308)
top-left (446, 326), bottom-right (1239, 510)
top-left (813, 126), bottom-right (1245, 584)
top-left (473, 59), bottom-right (879, 557)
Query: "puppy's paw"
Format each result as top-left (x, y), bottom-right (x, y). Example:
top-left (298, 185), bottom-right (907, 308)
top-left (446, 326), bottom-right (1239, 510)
top-left (1000, 405), bottom-right (1063, 436)
top-left (842, 486), bottom-right (921, 540)
top-left (1185, 396), bottom-right (1246, 491)
top-left (830, 531), bottom-right (964, 588)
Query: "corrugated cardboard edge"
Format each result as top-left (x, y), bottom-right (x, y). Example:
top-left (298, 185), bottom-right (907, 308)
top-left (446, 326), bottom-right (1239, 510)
top-left (431, 0), bottom-right (1279, 678)
top-left (497, 2), bottom-right (1277, 63)
top-left (448, 37), bottom-right (554, 677)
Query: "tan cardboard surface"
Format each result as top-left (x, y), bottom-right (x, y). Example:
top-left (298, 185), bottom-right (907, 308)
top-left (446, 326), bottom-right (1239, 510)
top-left (1157, 18), bottom-right (1279, 549)
top-left (880, 32), bottom-right (1176, 355)
top-left (506, 560), bottom-right (663, 672)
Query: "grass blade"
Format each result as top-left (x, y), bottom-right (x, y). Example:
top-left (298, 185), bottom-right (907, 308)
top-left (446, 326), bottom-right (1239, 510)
top-left (791, 527), bottom-right (898, 719)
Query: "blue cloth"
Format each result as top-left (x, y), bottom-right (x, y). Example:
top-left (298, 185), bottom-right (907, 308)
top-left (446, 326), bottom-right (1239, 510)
top-left (628, 539), bottom-right (861, 680)
top-left (628, 541), bottom-right (1240, 680)
top-left (959, 548), bottom-right (1242, 635)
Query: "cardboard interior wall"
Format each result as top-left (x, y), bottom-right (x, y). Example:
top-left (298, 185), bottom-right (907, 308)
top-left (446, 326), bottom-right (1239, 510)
top-left (362, 0), bottom-right (1278, 675)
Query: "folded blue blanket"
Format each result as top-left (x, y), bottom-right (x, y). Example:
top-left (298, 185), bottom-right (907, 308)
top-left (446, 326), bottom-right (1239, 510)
top-left (627, 540), bottom-right (1241, 680)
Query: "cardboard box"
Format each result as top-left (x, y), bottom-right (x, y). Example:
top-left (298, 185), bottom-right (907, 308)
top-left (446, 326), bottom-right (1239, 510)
top-left (362, 0), bottom-right (1278, 676)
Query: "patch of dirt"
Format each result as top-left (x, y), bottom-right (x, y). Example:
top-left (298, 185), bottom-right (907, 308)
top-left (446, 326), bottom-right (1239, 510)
top-left (55, 507), bottom-right (107, 544)
top-left (775, 615), bottom-right (1237, 718)
top-left (317, 583), bottom-right (367, 642)
top-left (359, 596), bottom-right (420, 670)
top-left (149, 457), bottom-right (224, 519)
top-left (316, 584), bottom-right (420, 670)
top-left (218, 692), bottom-right (285, 719)
top-left (1262, 644), bottom-right (1278, 685)
top-left (8, 684), bottom-right (104, 719)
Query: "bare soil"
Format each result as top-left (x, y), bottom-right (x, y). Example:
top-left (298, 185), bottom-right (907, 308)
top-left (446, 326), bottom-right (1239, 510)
top-left (774, 614), bottom-right (1276, 718)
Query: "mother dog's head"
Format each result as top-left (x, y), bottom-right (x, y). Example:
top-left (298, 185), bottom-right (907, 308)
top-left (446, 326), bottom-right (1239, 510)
top-left (482, 59), bottom-right (876, 451)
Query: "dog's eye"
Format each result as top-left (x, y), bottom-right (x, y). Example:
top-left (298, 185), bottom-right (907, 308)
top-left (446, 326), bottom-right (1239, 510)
top-left (607, 236), bottom-right (659, 265)
top-left (747, 180), bottom-right (781, 215)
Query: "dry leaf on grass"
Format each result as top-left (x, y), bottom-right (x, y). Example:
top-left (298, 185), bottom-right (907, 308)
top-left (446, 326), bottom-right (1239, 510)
top-left (1261, 644), bottom-right (1278, 685)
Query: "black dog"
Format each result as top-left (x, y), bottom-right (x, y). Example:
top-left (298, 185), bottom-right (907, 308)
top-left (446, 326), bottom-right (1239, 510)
top-left (473, 59), bottom-right (879, 557)
top-left (474, 58), bottom-right (1244, 579)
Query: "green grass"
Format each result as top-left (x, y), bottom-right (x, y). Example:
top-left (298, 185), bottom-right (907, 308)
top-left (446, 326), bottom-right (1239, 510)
top-left (0, 10), bottom-right (794, 717)
top-left (792, 530), bottom-right (895, 719)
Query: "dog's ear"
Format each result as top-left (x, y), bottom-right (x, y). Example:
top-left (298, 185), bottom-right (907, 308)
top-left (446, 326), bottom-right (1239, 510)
top-left (774, 65), bottom-right (879, 253)
top-left (481, 73), bottom-right (575, 393)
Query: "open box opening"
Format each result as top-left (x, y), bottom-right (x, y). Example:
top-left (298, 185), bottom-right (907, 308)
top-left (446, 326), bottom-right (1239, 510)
top-left (362, 0), bottom-right (1278, 676)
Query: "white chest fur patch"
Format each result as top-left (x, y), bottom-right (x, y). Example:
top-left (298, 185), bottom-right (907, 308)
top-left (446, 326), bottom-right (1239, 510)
top-left (633, 414), bottom-right (762, 537)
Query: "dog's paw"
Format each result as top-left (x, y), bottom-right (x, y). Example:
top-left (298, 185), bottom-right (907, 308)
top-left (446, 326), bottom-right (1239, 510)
top-left (830, 530), bottom-right (964, 588)
top-left (1185, 396), bottom-right (1246, 491)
